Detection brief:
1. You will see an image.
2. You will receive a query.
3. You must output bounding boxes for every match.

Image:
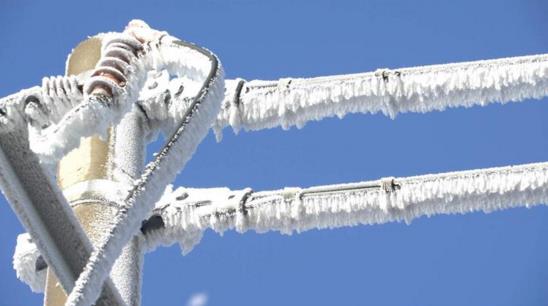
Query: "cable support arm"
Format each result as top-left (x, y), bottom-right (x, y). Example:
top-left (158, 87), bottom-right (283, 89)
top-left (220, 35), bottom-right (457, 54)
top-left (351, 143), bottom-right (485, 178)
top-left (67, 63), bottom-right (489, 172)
top-left (0, 95), bottom-right (126, 305)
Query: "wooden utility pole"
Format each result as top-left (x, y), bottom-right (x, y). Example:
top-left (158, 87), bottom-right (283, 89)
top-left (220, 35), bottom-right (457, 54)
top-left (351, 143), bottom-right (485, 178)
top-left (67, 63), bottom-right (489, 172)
top-left (44, 37), bottom-right (145, 306)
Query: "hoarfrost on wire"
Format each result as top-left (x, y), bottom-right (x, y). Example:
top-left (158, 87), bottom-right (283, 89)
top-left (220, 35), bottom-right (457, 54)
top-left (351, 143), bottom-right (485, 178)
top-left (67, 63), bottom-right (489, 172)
top-left (7, 53), bottom-right (548, 156)
top-left (15, 161), bottom-right (548, 293)
top-left (214, 54), bottom-right (548, 140)
top-left (145, 161), bottom-right (548, 254)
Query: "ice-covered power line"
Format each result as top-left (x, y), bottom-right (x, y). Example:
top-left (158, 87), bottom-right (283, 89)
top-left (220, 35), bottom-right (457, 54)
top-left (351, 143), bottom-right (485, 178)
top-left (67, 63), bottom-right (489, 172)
top-left (5, 53), bottom-right (548, 148)
top-left (143, 161), bottom-right (548, 254)
top-left (214, 53), bottom-right (548, 140)
top-left (14, 161), bottom-right (548, 292)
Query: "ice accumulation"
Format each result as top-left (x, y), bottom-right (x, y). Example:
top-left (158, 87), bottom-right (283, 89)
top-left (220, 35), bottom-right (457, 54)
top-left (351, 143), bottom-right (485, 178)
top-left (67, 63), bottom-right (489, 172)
top-left (20, 32), bottom-right (217, 166)
top-left (13, 234), bottom-right (46, 293)
top-left (0, 87), bottom-right (42, 131)
top-left (214, 54), bottom-right (548, 140)
top-left (29, 32), bottom-right (150, 164)
top-left (144, 161), bottom-right (548, 254)
top-left (13, 162), bottom-right (548, 292)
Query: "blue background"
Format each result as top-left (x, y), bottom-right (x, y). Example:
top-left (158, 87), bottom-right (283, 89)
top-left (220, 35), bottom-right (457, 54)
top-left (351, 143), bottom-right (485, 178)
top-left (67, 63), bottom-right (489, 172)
top-left (1, 1), bottom-right (548, 305)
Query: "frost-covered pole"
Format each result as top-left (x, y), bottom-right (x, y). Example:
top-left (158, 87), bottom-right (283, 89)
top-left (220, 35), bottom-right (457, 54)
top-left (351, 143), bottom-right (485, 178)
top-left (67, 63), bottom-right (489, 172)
top-left (44, 35), bottom-right (146, 306)
top-left (107, 106), bottom-right (147, 306)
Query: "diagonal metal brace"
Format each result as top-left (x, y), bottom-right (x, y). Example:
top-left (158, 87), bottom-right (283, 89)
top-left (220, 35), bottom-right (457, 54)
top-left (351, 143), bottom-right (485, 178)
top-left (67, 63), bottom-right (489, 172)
top-left (0, 123), bottom-right (125, 305)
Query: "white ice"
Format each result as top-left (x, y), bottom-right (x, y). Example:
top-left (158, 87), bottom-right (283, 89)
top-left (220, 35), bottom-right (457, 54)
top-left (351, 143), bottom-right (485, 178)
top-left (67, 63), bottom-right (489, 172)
top-left (145, 161), bottom-right (548, 254)
top-left (214, 54), bottom-right (548, 140)
top-left (15, 162), bottom-right (548, 292)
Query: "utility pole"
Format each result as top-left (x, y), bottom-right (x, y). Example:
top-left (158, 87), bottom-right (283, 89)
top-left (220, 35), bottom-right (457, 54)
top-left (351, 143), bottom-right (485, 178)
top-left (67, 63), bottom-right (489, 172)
top-left (44, 37), bottom-right (146, 306)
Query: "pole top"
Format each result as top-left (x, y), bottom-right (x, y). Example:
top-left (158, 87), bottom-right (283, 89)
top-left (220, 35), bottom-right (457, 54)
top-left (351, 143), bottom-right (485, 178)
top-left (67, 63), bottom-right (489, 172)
top-left (66, 37), bottom-right (102, 76)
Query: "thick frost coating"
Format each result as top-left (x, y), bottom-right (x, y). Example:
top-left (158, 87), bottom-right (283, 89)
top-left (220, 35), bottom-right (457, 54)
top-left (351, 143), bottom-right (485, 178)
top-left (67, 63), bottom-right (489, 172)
top-left (13, 162), bottom-right (548, 291)
top-left (145, 162), bottom-right (548, 254)
top-left (138, 39), bottom-right (215, 137)
top-left (0, 87), bottom-right (42, 132)
top-left (29, 32), bottom-right (150, 164)
top-left (214, 54), bottom-right (548, 140)
top-left (144, 185), bottom-right (252, 253)
top-left (13, 234), bottom-right (46, 293)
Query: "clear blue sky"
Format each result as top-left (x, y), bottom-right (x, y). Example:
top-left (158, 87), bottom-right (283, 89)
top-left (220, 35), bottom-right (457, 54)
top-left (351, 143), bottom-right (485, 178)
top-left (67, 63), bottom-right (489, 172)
top-left (1, 1), bottom-right (548, 305)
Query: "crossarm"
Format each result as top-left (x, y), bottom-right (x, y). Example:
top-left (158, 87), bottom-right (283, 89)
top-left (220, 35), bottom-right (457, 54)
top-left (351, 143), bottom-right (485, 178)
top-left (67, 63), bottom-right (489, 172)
top-left (0, 112), bottom-right (125, 305)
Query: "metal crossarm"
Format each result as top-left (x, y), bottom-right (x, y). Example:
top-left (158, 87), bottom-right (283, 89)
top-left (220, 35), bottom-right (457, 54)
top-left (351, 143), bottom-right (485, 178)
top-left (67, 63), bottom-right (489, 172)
top-left (0, 110), bottom-right (125, 305)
